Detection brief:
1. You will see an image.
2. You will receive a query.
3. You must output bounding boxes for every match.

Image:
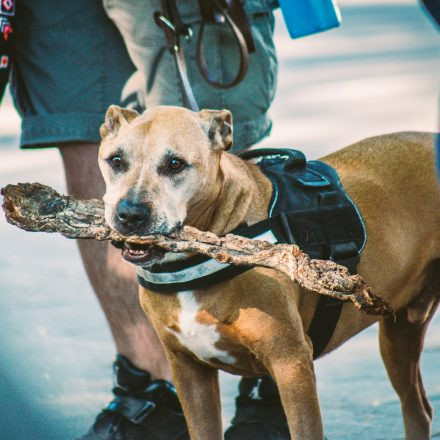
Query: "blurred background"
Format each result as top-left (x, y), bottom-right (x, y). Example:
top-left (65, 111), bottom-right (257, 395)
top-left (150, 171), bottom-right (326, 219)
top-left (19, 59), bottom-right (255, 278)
top-left (0, 0), bottom-right (439, 439)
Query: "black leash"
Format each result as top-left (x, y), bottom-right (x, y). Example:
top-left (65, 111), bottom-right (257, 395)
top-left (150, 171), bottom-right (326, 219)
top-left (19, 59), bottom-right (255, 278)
top-left (154, 0), bottom-right (199, 111)
top-left (154, 0), bottom-right (255, 111)
top-left (196, 0), bottom-right (255, 89)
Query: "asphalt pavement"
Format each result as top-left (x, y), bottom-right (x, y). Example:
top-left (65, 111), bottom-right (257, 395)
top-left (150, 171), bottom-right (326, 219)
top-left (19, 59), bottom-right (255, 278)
top-left (0, 1), bottom-right (439, 439)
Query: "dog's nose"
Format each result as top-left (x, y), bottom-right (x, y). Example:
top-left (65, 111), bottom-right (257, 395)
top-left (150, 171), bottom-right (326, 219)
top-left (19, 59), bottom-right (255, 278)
top-left (116, 199), bottom-right (149, 231)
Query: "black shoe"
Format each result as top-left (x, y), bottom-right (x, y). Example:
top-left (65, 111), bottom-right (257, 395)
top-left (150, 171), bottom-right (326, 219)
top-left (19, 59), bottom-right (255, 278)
top-left (225, 376), bottom-right (290, 440)
top-left (78, 355), bottom-right (189, 440)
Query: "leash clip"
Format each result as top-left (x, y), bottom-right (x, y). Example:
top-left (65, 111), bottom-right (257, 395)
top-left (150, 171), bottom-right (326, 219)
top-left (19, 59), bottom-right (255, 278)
top-left (154, 11), bottom-right (193, 41)
top-left (154, 12), bottom-right (176, 33)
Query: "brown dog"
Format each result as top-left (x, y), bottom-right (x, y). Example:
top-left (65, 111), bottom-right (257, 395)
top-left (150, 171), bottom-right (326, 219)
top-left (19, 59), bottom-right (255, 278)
top-left (98, 104), bottom-right (438, 440)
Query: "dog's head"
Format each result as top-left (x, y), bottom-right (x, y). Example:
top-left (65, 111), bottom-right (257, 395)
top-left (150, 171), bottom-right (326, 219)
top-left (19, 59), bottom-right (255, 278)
top-left (98, 105), bottom-right (233, 265)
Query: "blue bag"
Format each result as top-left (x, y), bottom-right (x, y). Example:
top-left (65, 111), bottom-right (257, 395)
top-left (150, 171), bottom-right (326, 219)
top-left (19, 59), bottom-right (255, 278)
top-left (278, 0), bottom-right (342, 38)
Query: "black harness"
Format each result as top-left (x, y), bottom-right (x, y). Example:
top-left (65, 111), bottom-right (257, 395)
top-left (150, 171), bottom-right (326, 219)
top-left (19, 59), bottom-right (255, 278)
top-left (137, 149), bottom-right (366, 359)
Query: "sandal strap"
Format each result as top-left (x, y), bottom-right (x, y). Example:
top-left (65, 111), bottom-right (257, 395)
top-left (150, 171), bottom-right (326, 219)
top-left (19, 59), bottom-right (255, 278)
top-left (106, 395), bottom-right (157, 425)
top-left (104, 381), bottom-right (188, 440)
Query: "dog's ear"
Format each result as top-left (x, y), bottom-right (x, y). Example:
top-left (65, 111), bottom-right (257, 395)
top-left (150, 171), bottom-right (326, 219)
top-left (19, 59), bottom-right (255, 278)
top-left (199, 109), bottom-right (233, 151)
top-left (100, 105), bottom-right (139, 140)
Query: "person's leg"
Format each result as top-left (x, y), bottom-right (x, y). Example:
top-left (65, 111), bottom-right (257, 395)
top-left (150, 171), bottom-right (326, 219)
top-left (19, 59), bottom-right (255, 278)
top-left (11, 0), bottom-right (168, 375)
top-left (60, 143), bottom-right (189, 440)
top-left (59, 142), bottom-right (171, 380)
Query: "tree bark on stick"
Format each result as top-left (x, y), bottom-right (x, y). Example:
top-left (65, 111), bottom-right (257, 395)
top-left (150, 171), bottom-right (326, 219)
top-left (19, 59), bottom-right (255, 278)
top-left (1, 182), bottom-right (392, 316)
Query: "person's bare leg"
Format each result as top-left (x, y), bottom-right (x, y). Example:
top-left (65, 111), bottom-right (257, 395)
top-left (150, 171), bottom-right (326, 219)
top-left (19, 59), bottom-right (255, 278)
top-left (59, 142), bottom-right (171, 380)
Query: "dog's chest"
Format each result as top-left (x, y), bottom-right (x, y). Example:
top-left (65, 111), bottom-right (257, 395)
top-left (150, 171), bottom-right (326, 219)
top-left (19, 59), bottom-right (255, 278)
top-left (167, 291), bottom-right (236, 366)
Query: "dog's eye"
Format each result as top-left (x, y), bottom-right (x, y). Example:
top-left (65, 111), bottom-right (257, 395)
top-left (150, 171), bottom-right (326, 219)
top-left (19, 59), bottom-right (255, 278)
top-left (167, 157), bottom-right (186, 173)
top-left (107, 154), bottom-right (125, 171)
top-left (111, 155), bottom-right (122, 167)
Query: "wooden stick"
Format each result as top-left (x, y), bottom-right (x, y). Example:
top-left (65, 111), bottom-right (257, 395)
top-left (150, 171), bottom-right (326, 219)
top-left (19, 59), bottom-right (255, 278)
top-left (1, 182), bottom-right (392, 316)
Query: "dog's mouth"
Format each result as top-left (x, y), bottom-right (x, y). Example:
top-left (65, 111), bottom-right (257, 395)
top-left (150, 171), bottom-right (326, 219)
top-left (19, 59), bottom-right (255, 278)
top-left (114, 241), bottom-right (166, 266)
top-left (112, 223), bottom-right (182, 266)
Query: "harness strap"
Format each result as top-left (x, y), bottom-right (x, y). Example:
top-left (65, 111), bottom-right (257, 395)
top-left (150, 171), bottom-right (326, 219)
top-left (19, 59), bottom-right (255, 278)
top-left (307, 243), bottom-right (359, 360)
top-left (305, 195), bottom-right (360, 359)
top-left (307, 297), bottom-right (343, 360)
top-left (277, 208), bottom-right (359, 359)
top-left (256, 153), bottom-right (363, 359)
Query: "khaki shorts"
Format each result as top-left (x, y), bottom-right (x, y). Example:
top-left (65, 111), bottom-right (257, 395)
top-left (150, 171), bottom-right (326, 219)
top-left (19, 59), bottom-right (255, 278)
top-left (11, 0), bottom-right (278, 150)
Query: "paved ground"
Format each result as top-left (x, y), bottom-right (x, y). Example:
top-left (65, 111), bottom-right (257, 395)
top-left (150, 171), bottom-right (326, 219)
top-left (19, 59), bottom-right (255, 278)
top-left (0, 1), bottom-right (439, 439)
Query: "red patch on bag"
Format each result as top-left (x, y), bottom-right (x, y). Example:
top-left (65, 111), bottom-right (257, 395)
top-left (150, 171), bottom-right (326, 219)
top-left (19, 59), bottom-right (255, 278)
top-left (0, 17), bottom-right (12, 40)
top-left (0, 55), bottom-right (9, 68)
top-left (1, 0), bottom-right (15, 15)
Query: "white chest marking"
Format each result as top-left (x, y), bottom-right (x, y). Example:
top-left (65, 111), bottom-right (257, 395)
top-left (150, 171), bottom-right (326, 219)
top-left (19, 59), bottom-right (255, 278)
top-left (170, 291), bottom-right (236, 365)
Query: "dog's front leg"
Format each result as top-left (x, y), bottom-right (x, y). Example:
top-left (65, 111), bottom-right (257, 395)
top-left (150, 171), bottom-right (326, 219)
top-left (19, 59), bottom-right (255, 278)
top-left (270, 354), bottom-right (323, 440)
top-left (167, 350), bottom-right (222, 440)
